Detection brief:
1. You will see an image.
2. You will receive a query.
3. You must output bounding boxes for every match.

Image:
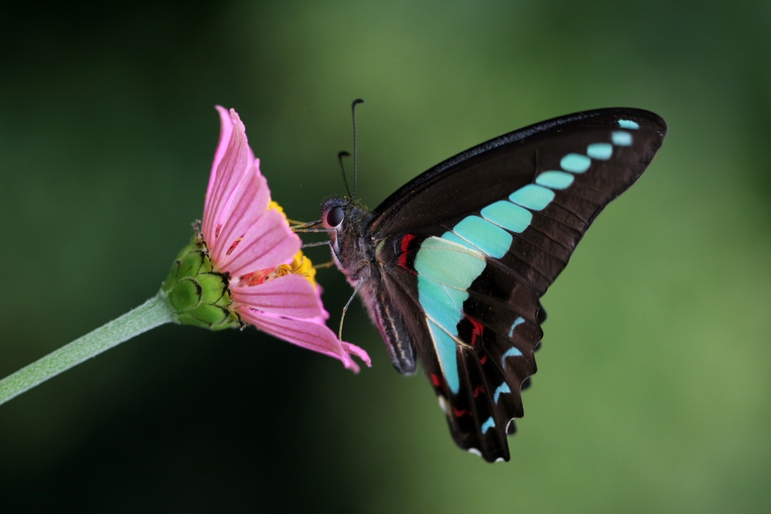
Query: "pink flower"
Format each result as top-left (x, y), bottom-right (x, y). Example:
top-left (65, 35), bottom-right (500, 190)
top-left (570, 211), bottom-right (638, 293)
top-left (201, 106), bottom-right (370, 372)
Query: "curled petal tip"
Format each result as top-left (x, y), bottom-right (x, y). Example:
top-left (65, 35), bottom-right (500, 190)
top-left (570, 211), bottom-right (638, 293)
top-left (341, 343), bottom-right (372, 374)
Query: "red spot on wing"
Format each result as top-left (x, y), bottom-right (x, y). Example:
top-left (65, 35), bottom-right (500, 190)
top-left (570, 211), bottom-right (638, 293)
top-left (473, 385), bottom-right (485, 398)
top-left (401, 233), bottom-right (416, 252)
top-left (466, 315), bottom-right (484, 346)
top-left (397, 233), bottom-right (417, 269)
top-left (479, 355), bottom-right (488, 365)
top-left (430, 373), bottom-right (442, 387)
top-left (453, 407), bottom-right (471, 418)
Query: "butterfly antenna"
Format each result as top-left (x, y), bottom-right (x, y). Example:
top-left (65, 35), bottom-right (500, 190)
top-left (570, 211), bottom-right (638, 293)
top-left (350, 98), bottom-right (364, 200)
top-left (338, 151), bottom-right (352, 198)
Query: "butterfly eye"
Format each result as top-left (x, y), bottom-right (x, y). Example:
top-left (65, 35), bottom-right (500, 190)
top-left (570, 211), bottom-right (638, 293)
top-left (326, 205), bottom-right (345, 228)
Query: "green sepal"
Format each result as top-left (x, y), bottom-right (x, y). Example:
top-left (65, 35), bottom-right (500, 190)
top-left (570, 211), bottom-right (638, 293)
top-left (162, 238), bottom-right (241, 331)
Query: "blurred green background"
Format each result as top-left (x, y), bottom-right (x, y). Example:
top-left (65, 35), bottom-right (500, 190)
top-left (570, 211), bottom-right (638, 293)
top-left (1, 1), bottom-right (769, 512)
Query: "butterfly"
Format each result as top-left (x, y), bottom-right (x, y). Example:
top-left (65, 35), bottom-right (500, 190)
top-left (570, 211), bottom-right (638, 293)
top-left (321, 107), bottom-right (667, 462)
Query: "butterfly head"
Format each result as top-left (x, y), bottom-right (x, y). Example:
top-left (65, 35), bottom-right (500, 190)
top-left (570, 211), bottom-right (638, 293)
top-left (320, 196), bottom-right (376, 283)
top-left (320, 196), bottom-right (350, 251)
top-left (322, 197), bottom-right (346, 231)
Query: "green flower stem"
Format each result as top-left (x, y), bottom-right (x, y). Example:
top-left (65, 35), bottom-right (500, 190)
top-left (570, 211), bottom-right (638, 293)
top-left (0, 291), bottom-right (176, 406)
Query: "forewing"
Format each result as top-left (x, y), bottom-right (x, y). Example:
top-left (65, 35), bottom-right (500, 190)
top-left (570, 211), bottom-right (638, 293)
top-left (371, 108), bottom-right (667, 296)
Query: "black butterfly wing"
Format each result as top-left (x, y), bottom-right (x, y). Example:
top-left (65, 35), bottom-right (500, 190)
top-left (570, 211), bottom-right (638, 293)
top-left (371, 247), bottom-right (542, 461)
top-left (367, 108), bottom-right (667, 461)
top-left (371, 108), bottom-right (666, 295)
top-left (372, 234), bottom-right (543, 461)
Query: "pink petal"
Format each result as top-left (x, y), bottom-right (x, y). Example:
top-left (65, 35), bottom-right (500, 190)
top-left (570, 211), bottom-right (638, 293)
top-left (222, 208), bottom-right (300, 276)
top-left (208, 166), bottom-right (269, 263)
top-left (203, 107), bottom-right (269, 253)
top-left (340, 342), bottom-right (372, 370)
top-left (231, 274), bottom-right (328, 321)
top-left (206, 106), bottom-right (235, 203)
top-left (239, 307), bottom-right (371, 373)
top-left (204, 108), bottom-right (248, 237)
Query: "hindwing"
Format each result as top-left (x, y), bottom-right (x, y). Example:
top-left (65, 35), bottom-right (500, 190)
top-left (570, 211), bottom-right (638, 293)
top-left (377, 234), bottom-right (543, 461)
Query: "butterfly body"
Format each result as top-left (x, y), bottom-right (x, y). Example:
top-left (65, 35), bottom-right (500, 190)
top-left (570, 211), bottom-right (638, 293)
top-left (324, 197), bottom-right (419, 373)
top-left (322, 108), bottom-right (667, 462)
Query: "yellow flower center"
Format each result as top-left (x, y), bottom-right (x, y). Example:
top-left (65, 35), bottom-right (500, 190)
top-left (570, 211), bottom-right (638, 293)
top-left (268, 200), bottom-right (285, 216)
top-left (274, 251), bottom-right (317, 284)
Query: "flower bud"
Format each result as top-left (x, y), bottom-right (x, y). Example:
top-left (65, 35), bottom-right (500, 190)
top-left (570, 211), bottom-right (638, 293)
top-left (162, 238), bottom-right (241, 330)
